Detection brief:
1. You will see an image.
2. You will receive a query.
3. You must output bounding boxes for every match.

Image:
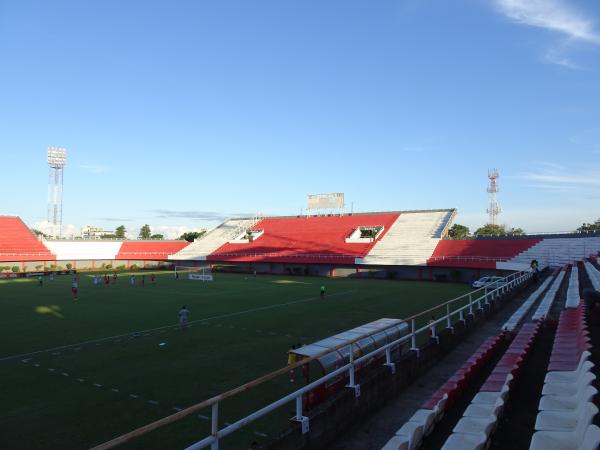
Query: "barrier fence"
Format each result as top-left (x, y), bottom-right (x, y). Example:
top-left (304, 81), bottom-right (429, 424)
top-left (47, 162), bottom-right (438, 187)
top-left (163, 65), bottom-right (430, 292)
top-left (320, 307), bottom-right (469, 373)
top-left (91, 270), bottom-right (532, 450)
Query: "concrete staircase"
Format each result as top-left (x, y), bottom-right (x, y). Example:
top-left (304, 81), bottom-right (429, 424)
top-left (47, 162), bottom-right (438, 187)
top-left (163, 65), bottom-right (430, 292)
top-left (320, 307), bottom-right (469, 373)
top-left (169, 218), bottom-right (258, 261)
top-left (507, 236), bottom-right (600, 268)
top-left (358, 209), bottom-right (455, 266)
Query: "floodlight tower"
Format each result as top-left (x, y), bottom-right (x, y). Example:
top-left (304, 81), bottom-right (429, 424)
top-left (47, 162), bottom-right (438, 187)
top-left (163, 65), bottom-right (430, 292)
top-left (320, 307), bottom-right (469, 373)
top-left (486, 168), bottom-right (501, 225)
top-left (47, 147), bottom-right (67, 238)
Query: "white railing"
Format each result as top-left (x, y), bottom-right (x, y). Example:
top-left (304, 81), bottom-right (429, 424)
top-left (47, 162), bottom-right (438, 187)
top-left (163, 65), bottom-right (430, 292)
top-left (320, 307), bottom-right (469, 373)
top-left (0, 252), bottom-right (54, 257)
top-left (427, 255), bottom-right (510, 262)
top-left (92, 270), bottom-right (532, 450)
top-left (209, 252), bottom-right (359, 260)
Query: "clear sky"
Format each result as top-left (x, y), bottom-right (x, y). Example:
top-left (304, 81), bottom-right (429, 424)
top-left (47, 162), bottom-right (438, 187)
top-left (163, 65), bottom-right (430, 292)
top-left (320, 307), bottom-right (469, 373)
top-left (1, 0), bottom-right (599, 238)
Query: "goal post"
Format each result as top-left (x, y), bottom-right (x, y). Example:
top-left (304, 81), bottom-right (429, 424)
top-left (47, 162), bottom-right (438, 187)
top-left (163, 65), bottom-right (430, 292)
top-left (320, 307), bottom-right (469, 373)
top-left (174, 265), bottom-right (214, 282)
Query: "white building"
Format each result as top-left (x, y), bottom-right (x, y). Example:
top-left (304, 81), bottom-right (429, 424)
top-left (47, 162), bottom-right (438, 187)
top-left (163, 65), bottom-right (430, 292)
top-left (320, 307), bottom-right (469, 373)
top-left (80, 225), bottom-right (115, 240)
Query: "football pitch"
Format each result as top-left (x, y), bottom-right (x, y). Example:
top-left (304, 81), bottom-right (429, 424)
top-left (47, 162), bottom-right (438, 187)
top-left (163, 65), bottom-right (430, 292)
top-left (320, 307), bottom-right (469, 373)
top-left (0, 271), bottom-right (472, 450)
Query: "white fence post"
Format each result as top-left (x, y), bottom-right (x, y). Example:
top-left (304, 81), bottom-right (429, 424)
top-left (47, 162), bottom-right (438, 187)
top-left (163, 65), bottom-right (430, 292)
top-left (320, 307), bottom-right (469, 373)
top-left (410, 318), bottom-right (417, 353)
top-left (346, 344), bottom-right (360, 397)
top-left (384, 347), bottom-right (396, 374)
top-left (295, 395), bottom-right (303, 420)
top-left (446, 303), bottom-right (452, 331)
top-left (211, 402), bottom-right (219, 450)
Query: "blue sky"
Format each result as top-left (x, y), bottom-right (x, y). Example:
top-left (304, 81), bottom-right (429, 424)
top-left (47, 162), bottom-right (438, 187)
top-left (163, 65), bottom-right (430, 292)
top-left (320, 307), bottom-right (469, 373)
top-left (1, 0), bottom-right (599, 237)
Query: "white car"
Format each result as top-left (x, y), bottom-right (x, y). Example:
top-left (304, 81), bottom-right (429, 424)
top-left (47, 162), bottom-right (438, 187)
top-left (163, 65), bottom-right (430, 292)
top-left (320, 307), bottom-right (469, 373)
top-left (472, 276), bottom-right (504, 289)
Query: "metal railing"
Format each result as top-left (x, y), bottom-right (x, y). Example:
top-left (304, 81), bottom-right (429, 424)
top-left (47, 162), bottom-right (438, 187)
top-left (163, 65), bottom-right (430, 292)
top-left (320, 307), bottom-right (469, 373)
top-left (427, 255), bottom-right (510, 262)
top-left (208, 252), bottom-right (359, 260)
top-left (92, 270), bottom-right (532, 450)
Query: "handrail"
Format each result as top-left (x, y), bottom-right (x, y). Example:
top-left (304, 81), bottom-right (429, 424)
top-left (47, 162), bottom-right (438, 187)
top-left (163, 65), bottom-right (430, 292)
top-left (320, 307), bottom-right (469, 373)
top-left (427, 255), bottom-right (510, 262)
top-left (91, 270), bottom-right (531, 450)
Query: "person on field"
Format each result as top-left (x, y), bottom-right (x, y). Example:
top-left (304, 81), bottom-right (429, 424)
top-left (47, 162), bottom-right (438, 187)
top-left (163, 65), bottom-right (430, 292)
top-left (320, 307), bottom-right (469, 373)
top-left (112, 272), bottom-right (117, 284)
top-left (428, 316), bottom-right (436, 338)
top-left (150, 273), bottom-right (156, 285)
top-left (320, 284), bottom-right (326, 298)
top-left (38, 275), bottom-right (43, 287)
top-left (130, 275), bottom-right (135, 286)
top-left (140, 275), bottom-right (145, 287)
top-left (71, 278), bottom-right (79, 300)
top-left (287, 344), bottom-right (298, 382)
top-left (178, 306), bottom-right (190, 330)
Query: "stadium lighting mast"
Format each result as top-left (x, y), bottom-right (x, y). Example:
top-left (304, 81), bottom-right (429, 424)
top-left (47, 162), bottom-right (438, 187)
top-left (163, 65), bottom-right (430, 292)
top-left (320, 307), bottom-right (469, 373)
top-left (486, 168), bottom-right (501, 225)
top-left (47, 147), bottom-right (67, 238)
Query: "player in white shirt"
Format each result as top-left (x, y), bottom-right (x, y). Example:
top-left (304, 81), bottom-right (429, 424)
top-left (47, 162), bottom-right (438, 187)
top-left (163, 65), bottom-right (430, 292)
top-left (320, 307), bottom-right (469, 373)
top-left (178, 306), bottom-right (190, 330)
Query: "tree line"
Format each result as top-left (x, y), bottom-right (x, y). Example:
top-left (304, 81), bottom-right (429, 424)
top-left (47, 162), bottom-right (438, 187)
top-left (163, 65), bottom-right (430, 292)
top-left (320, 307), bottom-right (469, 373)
top-left (448, 218), bottom-right (600, 239)
top-left (30, 225), bottom-right (206, 241)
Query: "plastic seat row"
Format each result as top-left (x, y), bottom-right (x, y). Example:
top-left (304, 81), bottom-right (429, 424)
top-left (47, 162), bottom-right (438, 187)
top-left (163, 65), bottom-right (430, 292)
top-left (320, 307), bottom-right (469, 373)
top-left (565, 264), bottom-right (580, 309)
top-left (441, 322), bottom-right (542, 450)
top-left (381, 334), bottom-right (506, 450)
top-left (530, 303), bottom-right (599, 449)
top-left (532, 267), bottom-right (567, 320)
top-left (503, 272), bottom-right (556, 332)
top-left (584, 260), bottom-right (600, 292)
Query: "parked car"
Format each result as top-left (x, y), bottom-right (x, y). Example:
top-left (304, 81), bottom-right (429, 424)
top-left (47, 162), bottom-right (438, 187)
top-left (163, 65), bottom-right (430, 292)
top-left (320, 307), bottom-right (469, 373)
top-left (472, 276), bottom-right (504, 289)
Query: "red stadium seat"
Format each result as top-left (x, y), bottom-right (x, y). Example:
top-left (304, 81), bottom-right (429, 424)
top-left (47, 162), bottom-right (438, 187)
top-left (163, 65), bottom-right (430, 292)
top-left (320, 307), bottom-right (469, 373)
top-left (427, 239), bottom-right (541, 268)
top-left (208, 213), bottom-right (400, 264)
top-left (0, 216), bottom-right (55, 262)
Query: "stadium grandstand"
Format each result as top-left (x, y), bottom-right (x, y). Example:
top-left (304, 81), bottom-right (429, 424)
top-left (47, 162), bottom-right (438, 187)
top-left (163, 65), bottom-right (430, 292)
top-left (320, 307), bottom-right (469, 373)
top-left (2, 211), bottom-right (600, 276)
top-left (2, 212), bottom-right (600, 450)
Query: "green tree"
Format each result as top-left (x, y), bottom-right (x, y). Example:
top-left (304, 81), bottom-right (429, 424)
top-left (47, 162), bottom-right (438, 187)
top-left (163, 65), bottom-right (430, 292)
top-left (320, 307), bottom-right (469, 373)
top-left (11, 266), bottom-right (20, 273)
top-left (448, 224), bottom-right (470, 239)
top-left (150, 233), bottom-right (164, 240)
top-left (115, 225), bottom-right (126, 239)
top-left (506, 227), bottom-right (525, 236)
top-left (139, 224), bottom-right (152, 239)
top-left (577, 219), bottom-right (600, 233)
top-left (474, 224), bottom-right (507, 237)
top-left (179, 231), bottom-right (206, 242)
top-left (30, 228), bottom-right (47, 238)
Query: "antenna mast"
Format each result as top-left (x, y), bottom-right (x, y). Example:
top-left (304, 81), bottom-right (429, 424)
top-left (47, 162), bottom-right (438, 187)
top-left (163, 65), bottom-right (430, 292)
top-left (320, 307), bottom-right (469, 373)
top-left (486, 168), bottom-right (501, 225)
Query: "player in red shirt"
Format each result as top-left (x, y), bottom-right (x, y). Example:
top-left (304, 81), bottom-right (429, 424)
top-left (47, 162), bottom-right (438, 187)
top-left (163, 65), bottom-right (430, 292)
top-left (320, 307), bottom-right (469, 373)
top-left (71, 279), bottom-right (79, 300)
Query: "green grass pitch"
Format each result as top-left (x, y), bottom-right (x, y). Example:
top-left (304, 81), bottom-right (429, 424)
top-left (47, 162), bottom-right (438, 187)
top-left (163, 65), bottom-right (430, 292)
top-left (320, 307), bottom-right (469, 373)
top-left (0, 271), bottom-right (472, 450)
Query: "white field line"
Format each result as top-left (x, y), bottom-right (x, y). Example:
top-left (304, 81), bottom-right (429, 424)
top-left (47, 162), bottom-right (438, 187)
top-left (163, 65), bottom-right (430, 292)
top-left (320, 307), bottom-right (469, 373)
top-left (0, 290), bottom-right (353, 362)
top-left (26, 360), bottom-right (272, 438)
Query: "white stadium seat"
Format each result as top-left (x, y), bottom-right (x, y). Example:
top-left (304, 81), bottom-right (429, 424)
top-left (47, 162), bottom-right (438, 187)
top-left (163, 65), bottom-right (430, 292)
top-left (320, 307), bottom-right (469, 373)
top-left (441, 432), bottom-right (487, 450)
top-left (541, 371), bottom-right (595, 396)
top-left (535, 402), bottom-right (598, 432)
top-left (394, 421), bottom-right (423, 450)
top-left (538, 384), bottom-right (597, 412)
top-left (529, 404), bottom-right (598, 450)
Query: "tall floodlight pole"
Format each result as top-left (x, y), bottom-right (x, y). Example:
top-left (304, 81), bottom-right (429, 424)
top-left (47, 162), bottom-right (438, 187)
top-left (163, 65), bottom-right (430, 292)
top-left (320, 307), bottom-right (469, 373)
top-left (47, 147), bottom-right (67, 238)
top-left (486, 169), bottom-right (501, 225)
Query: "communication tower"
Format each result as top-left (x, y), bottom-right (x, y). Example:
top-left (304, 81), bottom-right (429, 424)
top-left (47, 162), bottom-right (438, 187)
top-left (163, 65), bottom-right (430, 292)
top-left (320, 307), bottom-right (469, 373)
top-left (47, 147), bottom-right (67, 238)
top-left (486, 169), bottom-right (501, 225)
